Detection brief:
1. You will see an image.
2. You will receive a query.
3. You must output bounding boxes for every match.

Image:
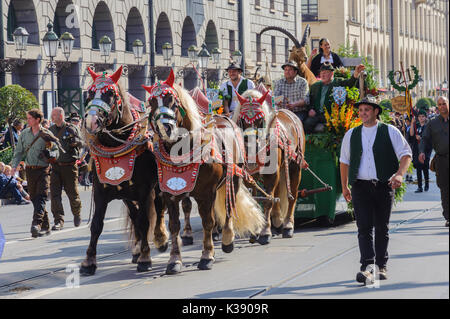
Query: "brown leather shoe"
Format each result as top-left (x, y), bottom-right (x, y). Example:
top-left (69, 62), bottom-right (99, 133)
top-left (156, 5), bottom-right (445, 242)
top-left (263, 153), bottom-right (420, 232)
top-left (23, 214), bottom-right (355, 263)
top-left (74, 215), bottom-right (81, 227)
top-left (52, 221), bottom-right (64, 231)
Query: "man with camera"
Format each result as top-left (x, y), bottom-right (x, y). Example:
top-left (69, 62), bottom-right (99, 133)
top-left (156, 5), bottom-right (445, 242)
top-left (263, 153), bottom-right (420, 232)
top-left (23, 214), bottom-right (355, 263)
top-left (48, 107), bottom-right (83, 231)
top-left (11, 109), bottom-right (60, 238)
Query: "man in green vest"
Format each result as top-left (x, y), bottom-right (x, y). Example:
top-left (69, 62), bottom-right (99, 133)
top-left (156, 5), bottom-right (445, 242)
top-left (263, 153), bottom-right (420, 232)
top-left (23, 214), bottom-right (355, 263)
top-left (305, 62), bottom-right (365, 133)
top-left (220, 62), bottom-right (255, 116)
top-left (339, 97), bottom-right (412, 284)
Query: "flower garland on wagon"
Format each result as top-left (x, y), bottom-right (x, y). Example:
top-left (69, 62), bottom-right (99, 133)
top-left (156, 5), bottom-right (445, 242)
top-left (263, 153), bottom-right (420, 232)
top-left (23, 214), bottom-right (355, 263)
top-left (306, 86), bottom-right (361, 161)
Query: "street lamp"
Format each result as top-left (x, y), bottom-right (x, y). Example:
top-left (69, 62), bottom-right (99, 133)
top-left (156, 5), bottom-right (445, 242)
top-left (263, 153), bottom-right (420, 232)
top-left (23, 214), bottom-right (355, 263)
top-left (42, 22), bottom-right (59, 109)
top-left (232, 50), bottom-right (242, 65)
top-left (162, 42), bottom-right (173, 66)
top-left (211, 47), bottom-right (221, 67)
top-left (188, 45), bottom-right (198, 63)
top-left (197, 43), bottom-right (211, 92)
top-left (13, 27), bottom-right (29, 62)
top-left (99, 35), bottom-right (112, 63)
top-left (132, 39), bottom-right (144, 65)
top-left (59, 32), bottom-right (74, 61)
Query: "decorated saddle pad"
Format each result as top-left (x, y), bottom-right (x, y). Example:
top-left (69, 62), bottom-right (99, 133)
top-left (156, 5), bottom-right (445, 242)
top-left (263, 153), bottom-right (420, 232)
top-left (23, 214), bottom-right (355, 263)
top-left (93, 149), bottom-right (138, 186)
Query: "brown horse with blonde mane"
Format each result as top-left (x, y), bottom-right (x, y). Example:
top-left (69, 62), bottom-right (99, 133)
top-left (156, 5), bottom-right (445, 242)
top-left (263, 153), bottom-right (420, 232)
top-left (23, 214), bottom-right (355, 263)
top-left (232, 88), bottom-right (306, 244)
top-left (143, 70), bottom-right (265, 274)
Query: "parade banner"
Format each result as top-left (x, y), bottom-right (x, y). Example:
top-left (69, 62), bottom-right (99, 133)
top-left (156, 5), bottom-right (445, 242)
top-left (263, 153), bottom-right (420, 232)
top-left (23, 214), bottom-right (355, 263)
top-left (391, 95), bottom-right (410, 114)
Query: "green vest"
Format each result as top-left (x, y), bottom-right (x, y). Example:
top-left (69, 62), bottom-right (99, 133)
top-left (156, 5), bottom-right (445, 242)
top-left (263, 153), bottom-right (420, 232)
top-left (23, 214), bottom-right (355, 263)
top-left (225, 79), bottom-right (249, 101)
top-left (349, 122), bottom-right (399, 185)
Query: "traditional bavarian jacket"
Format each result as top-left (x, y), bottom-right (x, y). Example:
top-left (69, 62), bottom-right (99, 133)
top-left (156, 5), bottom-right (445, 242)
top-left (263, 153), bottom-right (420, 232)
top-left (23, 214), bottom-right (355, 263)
top-left (340, 122), bottom-right (412, 185)
top-left (49, 122), bottom-right (83, 163)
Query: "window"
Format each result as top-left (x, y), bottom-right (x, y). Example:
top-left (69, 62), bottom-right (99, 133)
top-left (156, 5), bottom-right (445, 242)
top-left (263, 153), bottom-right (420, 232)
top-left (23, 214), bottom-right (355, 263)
top-left (270, 0), bottom-right (275, 12)
top-left (255, 0), bottom-right (261, 8)
top-left (285, 38), bottom-right (290, 62)
top-left (284, 0), bottom-right (289, 13)
top-left (271, 36), bottom-right (276, 64)
top-left (229, 30), bottom-right (236, 54)
top-left (302, 0), bottom-right (318, 21)
top-left (256, 33), bottom-right (262, 63)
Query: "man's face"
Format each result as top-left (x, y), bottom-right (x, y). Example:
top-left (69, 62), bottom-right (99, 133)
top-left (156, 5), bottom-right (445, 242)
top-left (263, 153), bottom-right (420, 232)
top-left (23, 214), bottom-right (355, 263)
top-left (283, 66), bottom-right (298, 80)
top-left (26, 114), bottom-right (40, 127)
top-left (320, 70), bottom-right (334, 83)
top-left (358, 104), bottom-right (378, 124)
top-left (228, 69), bottom-right (241, 82)
top-left (437, 98), bottom-right (449, 117)
top-left (418, 114), bottom-right (426, 123)
top-left (51, 110), bottom-right (64, 125)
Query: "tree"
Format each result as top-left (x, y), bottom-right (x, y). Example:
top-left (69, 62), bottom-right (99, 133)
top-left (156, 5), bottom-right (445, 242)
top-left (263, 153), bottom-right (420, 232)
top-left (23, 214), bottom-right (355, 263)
top-left (0, 85), bottom-right (39, 150)
top-left (379, 99), bottom-right (392, 110)
top-left (416, 97), bottom-right (432, 110)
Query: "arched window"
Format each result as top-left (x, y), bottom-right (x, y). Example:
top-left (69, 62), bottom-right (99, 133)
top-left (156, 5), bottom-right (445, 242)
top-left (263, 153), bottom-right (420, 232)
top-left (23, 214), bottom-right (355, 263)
top-left (155, 12), bottom-right (172, 54)
top-left (92, 1), bottom-right (115, 50)
top-left (126, 7), bottom-right (146, 52)
top-left (181, 17), bottom-right (197, 56)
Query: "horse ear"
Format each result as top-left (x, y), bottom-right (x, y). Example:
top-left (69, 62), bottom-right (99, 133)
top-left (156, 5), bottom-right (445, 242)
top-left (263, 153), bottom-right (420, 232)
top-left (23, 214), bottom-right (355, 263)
top-left (257, 90), bottom-right (270, 106)
top-left (87, 67), bottom-right (100, 81)
top-left (110, 65), bottom-right (123, 84)
top-left (164, 68), bottom-right (175, 87)
top-left (142, 85), bottom-right (154, 94)
top-left (235, 91), bottom-right (248, 106)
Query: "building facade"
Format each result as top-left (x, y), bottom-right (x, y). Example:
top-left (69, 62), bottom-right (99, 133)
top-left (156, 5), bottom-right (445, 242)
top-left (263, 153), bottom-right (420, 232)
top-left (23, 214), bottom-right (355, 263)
top-left (0, 0), bottom-right (302, 116)
top-left (302, 0), bottom-right (448, 98)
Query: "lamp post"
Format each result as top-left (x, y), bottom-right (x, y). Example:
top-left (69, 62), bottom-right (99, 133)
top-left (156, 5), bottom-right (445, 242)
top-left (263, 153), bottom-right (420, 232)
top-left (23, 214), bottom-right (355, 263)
top-left (232, 50), bottom-right (243, 66)
top-left (42, 22), bottom-right (59, 109)
top-left (188, 45), bottom-right (198, 64)
top-left (418, 76), bottom-right (424, 98)
top-left (162, 42), bottom-right (173, 66)
top-left (99, 35), bottom-right (112, 64)
top-left (0, 27), bottom-right (29, 72)
top-left (132, 39), bottom-right (144, 65)
top-left (211, 47), bottom-right (221, 68)
top-left (198, 43), bottom-right (211, 92)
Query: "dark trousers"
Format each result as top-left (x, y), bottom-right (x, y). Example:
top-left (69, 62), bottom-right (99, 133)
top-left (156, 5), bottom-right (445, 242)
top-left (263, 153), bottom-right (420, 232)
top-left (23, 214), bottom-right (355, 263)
top-left (25, 166), bottom-right (50, 229)
top-left (50, 163), bottom-right (81, 223)
top-left (435, 154), bottom-right (449, 221)
top-left (351, 180), bottom-right (395, 269)
top-left (303, 113), bottom-right (326, 134)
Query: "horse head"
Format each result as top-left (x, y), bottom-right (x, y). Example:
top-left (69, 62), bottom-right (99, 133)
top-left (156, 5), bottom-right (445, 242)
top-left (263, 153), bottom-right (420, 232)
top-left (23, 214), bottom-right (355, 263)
top-left (143, 69), bottom-right (193, 144)
top-left (84, 66), bottom-right (126, 135)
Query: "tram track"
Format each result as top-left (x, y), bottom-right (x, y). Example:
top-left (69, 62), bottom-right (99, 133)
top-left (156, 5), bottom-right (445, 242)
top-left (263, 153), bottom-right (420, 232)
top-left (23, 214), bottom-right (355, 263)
top-left (1, 203), bottom-right (441, 299)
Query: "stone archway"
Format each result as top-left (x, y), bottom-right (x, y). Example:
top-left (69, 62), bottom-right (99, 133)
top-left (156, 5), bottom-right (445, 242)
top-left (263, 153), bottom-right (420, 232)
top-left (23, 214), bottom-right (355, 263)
top-left (181, 17), bottom-right (197, 56)
top-left (7, 0), bottom-right (39, 45)
top-left (126, 7), bottom-right (146, 52)
top-left (205, 20), bottom-right (219, 53)
top-left (54, 0), bottom-right (81, 47)
top-left (92, 1), bottom-right (115, 50)
top-left (155, 12), bottom-right (172, 54)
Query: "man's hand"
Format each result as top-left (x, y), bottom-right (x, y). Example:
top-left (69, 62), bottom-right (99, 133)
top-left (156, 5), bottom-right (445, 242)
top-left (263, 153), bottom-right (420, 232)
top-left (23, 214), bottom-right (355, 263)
top-left (311, 48), bottom-right (318, 57)
top-left (342, 186), bottom-right (352, 202)
top-left (389, 174), bottom-right (403, 189)
top-left (419, 153), bottom-right (426, 164)
top-left (353, 64), bottom-right (366, 78)
top-left (308, 109), bottom-right (317, 117)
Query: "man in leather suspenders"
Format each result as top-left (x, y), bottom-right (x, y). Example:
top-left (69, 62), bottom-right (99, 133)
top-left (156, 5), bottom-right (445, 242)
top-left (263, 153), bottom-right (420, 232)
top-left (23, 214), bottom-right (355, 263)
top-left (339, 97), bottom-right (412, 284)
top-left (220, 62), bottom-right (255, 116)
top-left (11, 109), bottom-right (60, 238)
top-left (49, 107), bottom-right (83, 231)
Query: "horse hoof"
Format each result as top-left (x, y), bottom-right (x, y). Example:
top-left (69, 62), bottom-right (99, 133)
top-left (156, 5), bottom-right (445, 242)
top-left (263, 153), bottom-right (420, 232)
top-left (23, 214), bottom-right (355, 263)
top-left (157, 242), bottom-right (169, 252)
top-left (181, 236), bottom-right (194, 246)
top-left (271, 225), bottom-right (283, 236)
top-left (137, 261), bottom-right (152, 273)
top-left (249, 235), bottom-right (257, 244)
top-left (166, 263), bottom-right (182, 275)
top-left (282, 228), bottom-right (294, 238)
top-left (257, 235), bottom-right (271, 245)
top-left (212, 232), bottom-right (220, 242)
top-left (197, 259), bottom-right (214, 270)
top-left (131, 254), bottom-right (140, 264)
top-left (80, 264), bottom-right (97, 276)
top-left (222, 242), bottom-right (234, 253)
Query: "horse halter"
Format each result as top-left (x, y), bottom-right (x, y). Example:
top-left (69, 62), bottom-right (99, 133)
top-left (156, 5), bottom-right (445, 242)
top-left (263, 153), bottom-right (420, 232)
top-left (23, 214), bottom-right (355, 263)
top-left (236, 90), bottom-right (270, 133)
top-left (85, 66), bottom-right (124, 130)
top-left (142, 69), bottom-right (186, 139)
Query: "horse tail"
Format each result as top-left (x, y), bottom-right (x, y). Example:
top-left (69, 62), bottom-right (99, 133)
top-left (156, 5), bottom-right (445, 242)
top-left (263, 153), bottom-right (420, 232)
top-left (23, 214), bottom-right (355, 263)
top-left (278, 163), bottom-right (290, 223)
top-left (214, 180), bottom-right (265, 237)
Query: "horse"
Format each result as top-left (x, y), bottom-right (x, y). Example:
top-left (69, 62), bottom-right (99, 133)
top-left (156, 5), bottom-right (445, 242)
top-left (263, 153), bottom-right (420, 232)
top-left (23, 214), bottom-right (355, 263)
top-left (143, 69), bottom-right (265, 274)
top-left (232, 89), bottom-right (306, 245)
top-left (80, 66), bottom-right (168, 275)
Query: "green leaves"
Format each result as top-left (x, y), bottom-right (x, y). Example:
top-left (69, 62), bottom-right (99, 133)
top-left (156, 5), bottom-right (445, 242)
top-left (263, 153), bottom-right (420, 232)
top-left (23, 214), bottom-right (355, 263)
top-left (0, 85), bottom-right (39, 126)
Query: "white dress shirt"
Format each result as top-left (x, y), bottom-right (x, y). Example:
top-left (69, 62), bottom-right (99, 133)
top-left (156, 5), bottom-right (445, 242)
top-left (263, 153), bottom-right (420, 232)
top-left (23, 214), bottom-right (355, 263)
top-left (219, 77), bottom-right (255, 112)
top-left (340, 123), bottom-right (412, 181)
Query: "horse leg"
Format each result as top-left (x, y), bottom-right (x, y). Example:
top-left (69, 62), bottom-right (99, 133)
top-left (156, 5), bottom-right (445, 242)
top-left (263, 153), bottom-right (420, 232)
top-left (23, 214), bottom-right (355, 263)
top-left (153, 189), bottom-right (169, 252)
top-left (164, 194), bottom-right (183, 275)
top-left (196, 197), bottom-right (215, 270)
top-left (80, 199), bottom-right (108, 276)
top-left (124, 200), bottom-right (141, 264)
top-left (257, 173), bottom-right (279, 245)
top-left (181, 197), bottom-right (194, 246)
top-left (135, 197), bottom-right (152, 272)
top-left (282, 163), bottom-right (301, 238)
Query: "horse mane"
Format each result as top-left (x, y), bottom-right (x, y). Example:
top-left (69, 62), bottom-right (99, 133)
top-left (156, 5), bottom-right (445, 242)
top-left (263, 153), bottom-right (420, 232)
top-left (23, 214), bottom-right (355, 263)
top-left (233, 89), bottom-right (276, 136)
top-left (172, 83), bottom-right (203, 132)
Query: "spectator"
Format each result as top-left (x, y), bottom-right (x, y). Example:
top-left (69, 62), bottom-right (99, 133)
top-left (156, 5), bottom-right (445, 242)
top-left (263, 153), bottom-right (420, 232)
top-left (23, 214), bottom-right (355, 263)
top-left (273, 61), bottom-right (309, 121)
top-left (306, 38), bottom-right (344, 78)
top-left (3, 164), bottom-right (30, 200)
top-left (0, 162), bottom-right (30, 205)
top-left (408, 110), bottom-right (431, 192)
top-left (419, 96), bottom-right (449, 227)
top-left (2, 119), bottom-right (24, 149)
top-left (305, 62), bottom-right (365, 134)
